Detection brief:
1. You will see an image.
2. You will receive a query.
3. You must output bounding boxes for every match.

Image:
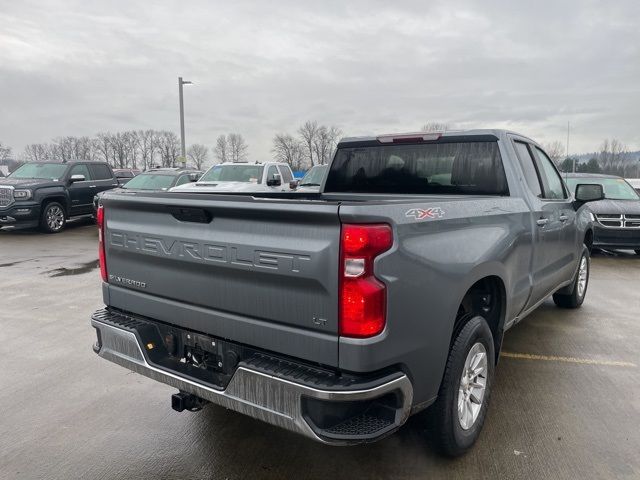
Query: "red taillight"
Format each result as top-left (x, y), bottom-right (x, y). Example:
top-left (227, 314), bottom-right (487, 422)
top-left (339, 224), bottom-right (393, 338)
top-left (97, 205), bottom-right (107, 282)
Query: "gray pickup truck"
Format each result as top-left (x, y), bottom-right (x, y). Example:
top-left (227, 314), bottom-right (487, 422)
top-left (91, 130), bottom-right (604, 455)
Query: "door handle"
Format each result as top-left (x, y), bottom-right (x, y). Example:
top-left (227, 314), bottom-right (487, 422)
top-left (536, 218), bottom-right (549, 227)
top-left (90, 185), bottom-right (97, 188)
top-left (559, 215), bottom-right (568, 222)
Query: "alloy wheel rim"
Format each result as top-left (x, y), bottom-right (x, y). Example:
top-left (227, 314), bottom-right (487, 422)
top-left (577, 256), bottom-right (588, 298)
top-left (458, 342), bottom-right (487, 430)
top-left (47, 206), bottom-right (64, 231)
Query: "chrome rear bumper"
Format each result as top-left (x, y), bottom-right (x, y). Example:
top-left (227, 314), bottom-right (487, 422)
top-left (91, 318), bottom-right (413, 444)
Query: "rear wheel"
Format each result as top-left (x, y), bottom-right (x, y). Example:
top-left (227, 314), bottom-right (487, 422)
top-left (553, 246), bottom-right (589, 308)
top-left (430, 316), bottom-right (495, 456)
top-left (40, 202), bottom-right (66, 233)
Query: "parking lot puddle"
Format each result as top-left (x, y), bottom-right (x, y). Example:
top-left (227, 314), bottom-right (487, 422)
top-left (45, 260), bottom-right (99, 277)
top-left (0, 260), bottom-right (30, 267)
top-left (501, 351), bottom-right (636, 368)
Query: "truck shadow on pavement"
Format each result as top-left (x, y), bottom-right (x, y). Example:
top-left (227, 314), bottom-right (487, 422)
top-left (0, 216), bottom-right (95, 235)
top-left (186, 403), bottom-right (453, 477)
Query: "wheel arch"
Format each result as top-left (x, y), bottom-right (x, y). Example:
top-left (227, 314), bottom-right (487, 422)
top-left (451, 270), bottom-right (508, 364)
top-left (584, 228), bottom-right (593, 252)
top-left (41, 195), bottom-right (69, 217)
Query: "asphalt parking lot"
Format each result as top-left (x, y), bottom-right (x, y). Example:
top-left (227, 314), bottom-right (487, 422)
top-left (1, 221), bottom-right (639, 480)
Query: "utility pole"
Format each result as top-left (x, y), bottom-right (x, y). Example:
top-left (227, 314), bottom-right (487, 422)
top-left (178, 77), bottom-right (192, 166)
top-left (567, 121), bottom-right (575, 173)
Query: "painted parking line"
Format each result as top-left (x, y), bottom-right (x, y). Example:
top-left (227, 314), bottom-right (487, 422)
top-left (501, 351), bottom-right (636, 368)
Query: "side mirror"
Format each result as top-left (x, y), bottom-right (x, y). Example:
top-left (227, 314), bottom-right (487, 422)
top-left (69, 174), bottom-right (86, 183)
top-left (289, 180), bottom-right (299, 190)
top-left (267, 173), bottom-right (281, 187)
top-left (188, 173), bottom-right (199, 182)
top-left (575, 184), bottom-right (604, 203)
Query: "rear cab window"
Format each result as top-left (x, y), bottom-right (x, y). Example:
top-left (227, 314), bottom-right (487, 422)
top-left (200, 165), bottom-right (264, 184)
top-left (513, 141), bottom-right (543, 197)
top-left (324, 140), bottom-right (509, 195)
top-left (513, 139), bottom-right (568, 200)
top-left (532, 147), bottom-right (568, 199)
top-left (89, 164), bottom-right (113, 181)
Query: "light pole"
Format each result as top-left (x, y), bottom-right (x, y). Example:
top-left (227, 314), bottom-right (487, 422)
top-left (178, 77), bottom-right (193, 166)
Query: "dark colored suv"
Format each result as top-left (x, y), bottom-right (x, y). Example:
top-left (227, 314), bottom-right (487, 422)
top-left (565, 173), bottom-right (640, 254)
top-left (0, 161), bottom-right (118, 233)
top-left (113, 168), bottom-right (141, 185)
top-left (92, 168), bottom-right (202, 212)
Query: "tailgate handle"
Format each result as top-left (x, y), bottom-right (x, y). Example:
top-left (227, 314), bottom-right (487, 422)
top-left (168, 207), bottom-right (213, 224)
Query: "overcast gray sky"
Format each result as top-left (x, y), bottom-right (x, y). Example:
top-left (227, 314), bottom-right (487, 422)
top-left (1, 0), bottom-right (639, 159)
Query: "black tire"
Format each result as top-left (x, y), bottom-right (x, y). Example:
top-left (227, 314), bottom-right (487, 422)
top-left (553, 246), bottom-right (590, 308)
top-left (430, 316), bottom-right (495, 457)
top-left (39, 201), bottom-right (66, 233)
top-left (635, 250), bottom-right (640, 256)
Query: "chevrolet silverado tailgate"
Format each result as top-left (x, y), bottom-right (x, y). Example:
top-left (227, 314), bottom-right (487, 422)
top-left (101, 192), bottom-right (341, 366)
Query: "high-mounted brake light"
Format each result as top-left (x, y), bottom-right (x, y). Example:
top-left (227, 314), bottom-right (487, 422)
top-left (339, 224), bottom-right (393, 338)
top-left (377, 132), bottom-right (442, 143)
top-left (97, 205), bottom-right (108, 282)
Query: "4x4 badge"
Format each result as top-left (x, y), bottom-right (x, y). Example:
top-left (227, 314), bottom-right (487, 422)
top-left (405, 207), bottom-right (445, 220)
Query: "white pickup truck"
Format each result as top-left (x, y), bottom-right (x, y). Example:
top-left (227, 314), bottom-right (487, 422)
top-left (172, 162), bottom-right (296, 193)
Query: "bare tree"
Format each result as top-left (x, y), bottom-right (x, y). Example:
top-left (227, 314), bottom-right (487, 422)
top-left (124, 132), bottom-right (139, 168)
top-left (110, 132), bottom-right (132, 168)
top-left (48, 136), bottom-right (97, 162)
top-left (157, 131), bottom-right (180, 167)
top-left (187, 144), bottom-right (209, 170)
top-left (0, 141), bottom-right (11, 161)
top-left (313, 125), bottom-right (342, 165)
top-left (77, 136), bottom-right (97, 161)
top-left (94, 133), bottom-right (114, 166)
top-left (272, 134), bottom-right (305, 170)
top-left (227, 133), bottom-right (249, 162)
top-left (598, 139), bottom-right (629, 175)
top-left (214, 135), bottom-right (229, 163)
top-left (23, 144), bottom-right (50, 162)
top-left (298, 121), bottom-right (320, 166)
top-left (421, 122), bottom-right (450, 132)
top-left (136, 130), bottom-right (157, 171)
top-left (542, 141), bottom-right (565, 167)
top-left (50, 137), bottom-right (75, 162)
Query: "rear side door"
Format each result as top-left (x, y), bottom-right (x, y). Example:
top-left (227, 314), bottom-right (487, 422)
top-left (89, 164), bottom-right (119, 194)
top-left (512, 140), bottom-right (575, 306)
top-left (67, 164), bottom-right (94, 215)
top-left (531, 146), bottom-right (577, 283)
top-left (278, 165), bottom-right (294, 190)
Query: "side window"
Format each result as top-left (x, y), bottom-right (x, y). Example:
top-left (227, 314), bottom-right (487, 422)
top-left (69, 164), bottom-right (92, 181)
top-left (89, 164), bottom-right (112, 180)
top-left (533, 147), bottom-right (567, 199)
top-left (513, 141), bottom-right (543, 197)
top-left (279, 165), bottom-right (293, 183)
top-left (174, 175), bottom-right (190, 186)
top-left (266, 165), bottom-right (279, 180)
